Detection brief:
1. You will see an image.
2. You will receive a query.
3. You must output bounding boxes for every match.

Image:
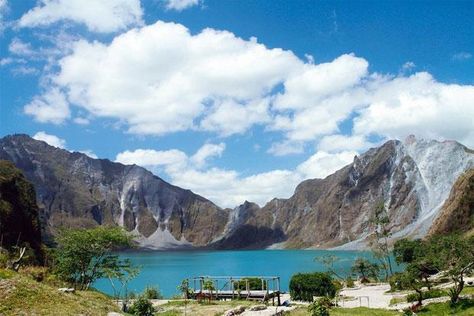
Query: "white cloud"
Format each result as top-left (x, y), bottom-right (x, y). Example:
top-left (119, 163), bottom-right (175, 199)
top-left (317, 134), bottom-right (372, 153)
top-left (78, 149), bottom-right (98, 159)
top-left (18, 0), bottom-right (143, 33)
top-left (163, 0), bottom-right (199, 11)
top-left (353, 72), bottom-right (474, 148)
top-left (24, 88), bottom-right (70, 124)
top-left (296, 151), bottom-right (356, 179)
top-left (0, 0), bottom-right (8, 32)
top-left (452, 52), bottom-right (472, 61)
top-left (9, 38), bottom-right (36, 56)
top-left (33, 131), bottom-right (66, 148)
top-left (24, 20), bottom-right (474, 156)
top-left (30, 21), bottom-right (301, 134)
top-left (115, 143), bottom-right (355, 207)
top-left (190, 143), bottom-right (225, 168)
top-left (267, 140), bottom-right (304, 156)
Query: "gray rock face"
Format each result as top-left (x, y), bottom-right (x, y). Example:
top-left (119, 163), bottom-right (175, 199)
top-left (1, 134), bottom-right (472, 249)
top-left (0, 134), bottom-right (229, 248)
top-left (219, 137), bottom-right (473, 249)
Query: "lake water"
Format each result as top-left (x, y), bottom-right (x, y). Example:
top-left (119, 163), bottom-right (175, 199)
top-left (94, 249), bottom-right (394, 298)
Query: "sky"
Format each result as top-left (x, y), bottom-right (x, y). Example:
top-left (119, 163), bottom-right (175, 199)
top-left (0, 0), bottom-right (473, 208)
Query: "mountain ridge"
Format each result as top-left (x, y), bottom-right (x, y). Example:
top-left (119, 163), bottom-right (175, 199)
top-left (1, 133), bottom-right (472, 249)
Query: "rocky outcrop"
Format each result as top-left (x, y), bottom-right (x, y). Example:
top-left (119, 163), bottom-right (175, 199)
top-left (1, 134), bottom-right (472, 250)
top-left (428, 168), bottom-right (474, 236)
top-left (0, 134), bottom-right (229, 249)
top-left (0, 160), bottom-right (43, 262)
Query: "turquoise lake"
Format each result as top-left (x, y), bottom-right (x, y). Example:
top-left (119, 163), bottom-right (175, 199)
top-left (94, 250), bottom-right (394, 298)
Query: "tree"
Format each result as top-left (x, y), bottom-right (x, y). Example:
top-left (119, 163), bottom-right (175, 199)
top-left (54, 226), bottom-right (133, 290)
top-left (351, 257), bottom-right (380, 283)
top-left (105, 260), bottom-right (140, 312)
top-left (369, 201), bottom-right (394, 280)
top-left (289, 272), bottom-right (336, 301)
top-left (397, 265), bottom-right (426, 307)
top-left (429, 234), bottom-right (474, 304)
top-left (316, 254), bottom-right (344, 280)
top-left (128, 295), bottom-right (155, 316)
top-left (178, 279), bottom-right (194, 316)
top-left (393, 238), bottom-right (438, 291)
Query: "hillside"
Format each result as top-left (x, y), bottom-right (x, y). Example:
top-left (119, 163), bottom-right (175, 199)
top-left (429, 168), bottom-right (474, 236)
top-left (0, 160), bottom-right (43, 262)
top-left (0, 269), bottom-right (120, 316)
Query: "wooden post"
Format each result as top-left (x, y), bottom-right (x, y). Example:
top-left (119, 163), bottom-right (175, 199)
top-left (246, 279), bottom-right (250, 297)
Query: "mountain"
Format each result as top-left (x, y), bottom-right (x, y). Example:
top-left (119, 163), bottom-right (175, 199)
top-left (428, 168), bottom-right (474, 236)
top-left (218, 136), bottom-right (474, 249)
top-left (1, 134), bottom-right (473, 250)
top-left (0, 160), bottom-right (43, 262)
top-left (0, 134), bottom-right (229, 249)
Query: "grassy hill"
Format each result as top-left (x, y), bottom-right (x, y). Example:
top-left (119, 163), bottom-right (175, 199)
top-left (0, 268), bottom-right (120, 316)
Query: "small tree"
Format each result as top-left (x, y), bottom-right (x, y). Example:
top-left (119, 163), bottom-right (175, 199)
top-left (289, 272), bottom-right (336, 302)
top-left (429, 234), bottom-right (474, 304)
top-left (369, 201), bottom-right (394, 280)
top-left (178, 279), bottom-right (194, 316)
top-left (128, 295), bottom-right (155, 316)
top-left (315, 254), bottom-right (344, 280)
top-left (54, 226), bottom-right (133, 290)
top-left (351, 257), bottom-right (380, 283)
top-left (104, 258), bottom-right (140, 307)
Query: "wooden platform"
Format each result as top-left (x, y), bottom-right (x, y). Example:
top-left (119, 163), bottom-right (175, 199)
top-left (188, 276), bottom-right (282, 305)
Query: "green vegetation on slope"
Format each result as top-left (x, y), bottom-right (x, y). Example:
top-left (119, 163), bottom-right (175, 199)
top-left (0, 160), bottom-right (43, 263)
top-left (0, 268), bottom-right (120, 316)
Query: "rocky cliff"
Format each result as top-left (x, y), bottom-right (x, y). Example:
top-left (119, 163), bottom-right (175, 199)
top-left (0, 134), bottom-right (229, 249)
top-left (220, 136), bottom-right (474, 249)
top-left (428, 168), bottom-right (474, 236)
top-left (1, 134), bottom-right (472, 249)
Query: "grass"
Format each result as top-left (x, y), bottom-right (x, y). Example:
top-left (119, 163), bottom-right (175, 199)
top-left (0, 268), bottom-right (121, 316)
top-left (416, 299), bottom-right (474, 315)
top-left (156, 299), bottom-right (259, 315)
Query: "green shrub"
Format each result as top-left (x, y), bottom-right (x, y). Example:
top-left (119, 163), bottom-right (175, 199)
top-left (143, 285), bottom-right (162, 299)
top-left (0, 251), bottom-right (8, 268)
top-left (289, 272), bottom-right (336, 302)
top-left (406, 289), bottom-right (448, 302)
top-left (308, 300), bottom-right (329, 316)
top-left (234, 277), bottom-right (266, 290)
top-left (389, 272), bottom-right (410, 291)
top-left (345, 276), bottom-right (355, 288)
top-left (128, 295), bottom-right (155, 316)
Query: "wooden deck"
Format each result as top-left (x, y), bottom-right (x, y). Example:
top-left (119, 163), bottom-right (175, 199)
top-left (188, 276), bottom-right (282, 305)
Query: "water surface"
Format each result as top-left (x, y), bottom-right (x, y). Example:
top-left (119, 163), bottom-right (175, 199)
top-left (94, 249), bottom-right (394, 298)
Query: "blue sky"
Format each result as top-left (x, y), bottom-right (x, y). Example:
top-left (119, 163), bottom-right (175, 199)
top-left (0, 0), bottom-right (473, 207)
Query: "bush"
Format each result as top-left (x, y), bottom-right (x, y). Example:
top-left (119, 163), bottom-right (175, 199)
top-left (389, 272), bottom-right (409, 291)
top-left (406, 289), bottom-right (448, 302)
top-left (143, 285), bottom-right (162, 299)
top-left (128, 296), bottom-right (155, 316)
top-left (234, 277), bottom-right (266, 290)
top-left (289, 272), bottom-right (336, 302)
top-left (345, 276), bottom-right (355, 288)
top-left (308, 300), bottom-right (329, 316)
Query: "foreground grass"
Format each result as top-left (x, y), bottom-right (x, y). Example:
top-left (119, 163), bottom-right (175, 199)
top-left (156, 299), bottom-right (258, 316)
top-left (287, 298), bottom-right (474, 315)
top-left (0, 268), bottom-right (120, 316)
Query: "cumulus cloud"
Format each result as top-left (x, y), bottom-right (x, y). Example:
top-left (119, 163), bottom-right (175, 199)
top-left (24, 20), bottom-right (474, 154)
top-left (163, 0), bottom-right (199, 11)
top-left (317, 134), bottom-right (372, 153)
top-left (18, 0), bottom-right (143, 33)
top-left (33, 131), bottom-right (66, 148)
top-left (24, 88), bottom-right (70, 124)
top-left (115, 143), bottom-right (354, 207)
